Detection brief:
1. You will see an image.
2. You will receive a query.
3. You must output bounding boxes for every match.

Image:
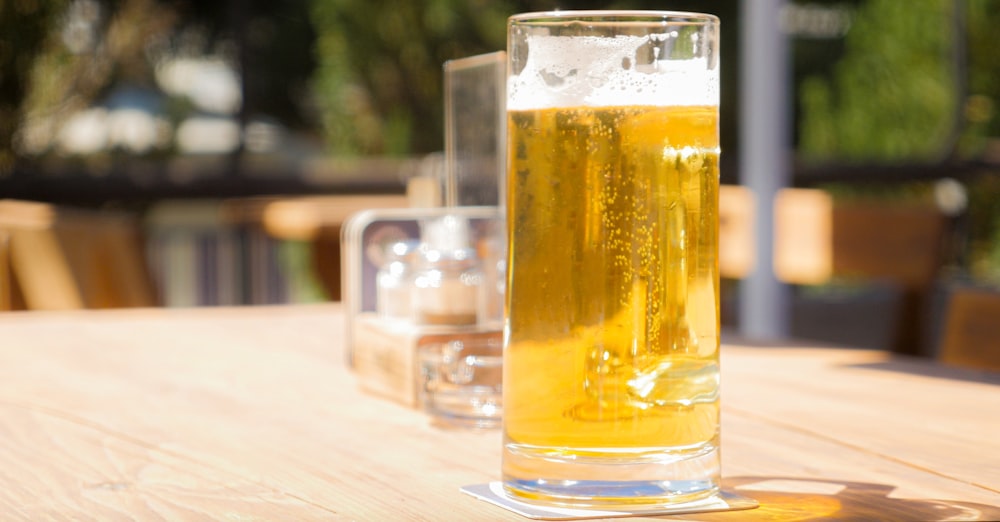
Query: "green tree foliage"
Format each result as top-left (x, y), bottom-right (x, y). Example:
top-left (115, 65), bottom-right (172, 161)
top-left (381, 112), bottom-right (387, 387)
top-left (11, 0), bottom-right (197, 163)
top-left (8, 0), bottom-right (734, 161)
top-left (963, 0), bottom-right (1000, 282)
top-left (798, 0), bottom-right (958, 163)
top-left (308, 0), bottom-right (733, 156)
top-left (309, 0), bottom-right (516, 156)
top-left (962, 0), bottom-right (1000, 155)
top-left (0, 0), bottom-right (68, 174)
top-left (5, 0), bottom-right (317, 163)
top-left (796, 0), bottom-right (1000, 282)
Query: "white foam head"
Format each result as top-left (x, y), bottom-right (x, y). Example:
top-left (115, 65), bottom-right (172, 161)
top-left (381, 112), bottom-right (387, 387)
top-left (508, 33), bottom-right (718, 111)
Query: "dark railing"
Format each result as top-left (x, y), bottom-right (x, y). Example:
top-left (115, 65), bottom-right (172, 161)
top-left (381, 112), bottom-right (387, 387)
top-left (0, 155), bottom-right (417, 208)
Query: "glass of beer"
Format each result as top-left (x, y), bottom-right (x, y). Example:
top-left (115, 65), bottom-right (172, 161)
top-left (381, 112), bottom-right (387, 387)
top-left (503, 11), bottom-right (721, 507)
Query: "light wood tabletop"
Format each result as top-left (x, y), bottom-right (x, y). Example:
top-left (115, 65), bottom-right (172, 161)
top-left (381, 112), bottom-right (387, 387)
top-left (0, 304), bottom-right (998, 520)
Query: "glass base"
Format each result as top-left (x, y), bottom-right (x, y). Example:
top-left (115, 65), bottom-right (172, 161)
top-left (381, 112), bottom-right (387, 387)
top-left (502, 441), bottom-right (720, 508)
top-left (461, 482), bottom-right (757, 520)
top-left (424, 386), bottom-right (502, 428)
top-left (418, 337), bottom-right (502, 429)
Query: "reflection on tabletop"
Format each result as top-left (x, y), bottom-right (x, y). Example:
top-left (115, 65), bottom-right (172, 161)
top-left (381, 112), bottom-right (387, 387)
top-left (673, 477), bottom-right (1000, 522)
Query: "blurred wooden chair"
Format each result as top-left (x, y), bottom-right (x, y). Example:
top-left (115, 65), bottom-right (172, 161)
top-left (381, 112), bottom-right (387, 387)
top-left (774, 189), bottom-right (949, 354)
top-left (718, 185), bottom-right (755, 328)
top-left (0, 228), bottom-right (12, 310)
top-left (938, 287), bottom-right (1000, 372)
top-left (0, 199), bottom-right (156, 311)
top-left (261, 194), bottom-right (411, 301)
top-left (719, 184), bottom-right (756, 280)
top-left (775, 189), bottom-right (947, 289)
top-left (260, 184), bottom-right (750, 302)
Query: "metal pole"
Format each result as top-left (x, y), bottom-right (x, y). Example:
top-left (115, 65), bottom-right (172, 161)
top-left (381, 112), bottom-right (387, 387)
top-left (739, 0), bottom-right (792, 340)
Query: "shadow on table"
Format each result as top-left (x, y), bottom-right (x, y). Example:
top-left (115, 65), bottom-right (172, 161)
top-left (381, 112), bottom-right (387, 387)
top-left (674, 476), bottom-right (1000, 521)
top-left (846, 359), bottom-right (1000, 386)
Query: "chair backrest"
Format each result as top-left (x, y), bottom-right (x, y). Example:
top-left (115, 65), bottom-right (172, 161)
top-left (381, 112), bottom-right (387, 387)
top-left (0, 229), bottom-right (10, 310)
top-left (261, 194), bottom-right (411, 302)
top-left (938, 287), bottom-right (1000, 372)
top-left (773, 188), bottom-right (834, 285)
top-left (774, 188), bottom-right (947, 290)
top-left (719, 184), bottom-right (755, 280)
top-left (831, 202), bottom-right (947, 291)
top-left (0, 200), bottom-right (156, 311)
top-left (773, 188), bottom-right (950, 354)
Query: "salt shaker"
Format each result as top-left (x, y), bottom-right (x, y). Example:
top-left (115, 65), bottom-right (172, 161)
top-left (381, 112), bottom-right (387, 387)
top-left (411, 246), bottom-right (482, 326)
top-left (376, 240), bottom-right (419, 322)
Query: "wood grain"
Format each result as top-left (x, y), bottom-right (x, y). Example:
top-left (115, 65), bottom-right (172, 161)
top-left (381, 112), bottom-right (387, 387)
top-left (722, 342), bottom-right (1000, 491)
top-left (0, 305), bottom-right (998, 520)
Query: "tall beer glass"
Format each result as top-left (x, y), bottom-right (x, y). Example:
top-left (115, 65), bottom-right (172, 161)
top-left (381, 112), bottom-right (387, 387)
top-left (503, 11), bottom-right (721, 506)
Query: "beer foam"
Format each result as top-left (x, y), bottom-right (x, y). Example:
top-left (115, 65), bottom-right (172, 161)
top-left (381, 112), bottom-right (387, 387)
top-left (508, 34), bottom-right (718, 110)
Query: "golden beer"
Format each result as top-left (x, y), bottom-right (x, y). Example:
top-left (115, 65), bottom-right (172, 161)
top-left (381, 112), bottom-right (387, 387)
top-left (502, 104), bottom-right (721, 504)
top-left (502, 10), bottom-right (721, 506)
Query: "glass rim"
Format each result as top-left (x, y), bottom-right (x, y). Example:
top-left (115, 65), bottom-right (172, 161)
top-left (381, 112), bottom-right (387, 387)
top-left (508, 10), bottom-right (719, 26)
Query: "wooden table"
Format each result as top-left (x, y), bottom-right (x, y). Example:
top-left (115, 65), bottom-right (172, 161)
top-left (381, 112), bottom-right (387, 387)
top-left (0, 304), bottom-right (998, 520)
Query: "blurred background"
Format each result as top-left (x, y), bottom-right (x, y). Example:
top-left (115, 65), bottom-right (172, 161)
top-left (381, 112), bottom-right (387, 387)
top-left (2, 0), bottom-right (999, 360)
